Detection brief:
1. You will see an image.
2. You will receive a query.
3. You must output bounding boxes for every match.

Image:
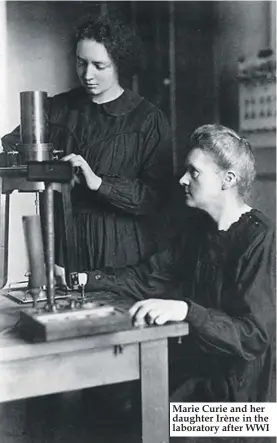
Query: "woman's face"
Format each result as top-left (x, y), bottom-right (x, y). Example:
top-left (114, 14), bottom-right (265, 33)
top-left (76, 39), bottom-right (119, 101)
top-left (179, 148), bottom-right (226, 212)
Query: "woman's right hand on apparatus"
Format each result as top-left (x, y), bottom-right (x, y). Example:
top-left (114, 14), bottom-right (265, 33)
top-left (61, 153), bottom-right (102, 191)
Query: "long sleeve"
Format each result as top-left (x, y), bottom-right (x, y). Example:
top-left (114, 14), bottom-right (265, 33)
top-left (1, 126), bottom-right (21, 151)
top-left (85, 232), bottom-right (194, 301)
top-left (184, 227), bottom-right (276, 361)
top-left (96, 110), bottom-right (173, 215)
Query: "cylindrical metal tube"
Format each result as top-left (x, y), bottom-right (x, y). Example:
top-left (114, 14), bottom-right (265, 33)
top-left (45, 183), bottom-right (56, 310)
top-left (21, 143), bottom-right (53, 162)
top-left (22, 215), bottom-right (46, 289)
top-left (20, 91), bottom-right (53, 162)
top-left (20, 91), bottom-right (48, 144)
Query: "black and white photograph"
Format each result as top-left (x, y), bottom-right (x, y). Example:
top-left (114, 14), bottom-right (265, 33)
top-left (0, 1), bottom-right (276, 442)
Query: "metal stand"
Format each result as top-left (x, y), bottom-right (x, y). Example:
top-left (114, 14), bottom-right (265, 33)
top-left (45, 183), bottom-right (56, 311)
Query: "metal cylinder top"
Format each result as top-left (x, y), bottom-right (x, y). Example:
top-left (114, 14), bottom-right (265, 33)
top-left (20, 91), bottom-right (48, 144)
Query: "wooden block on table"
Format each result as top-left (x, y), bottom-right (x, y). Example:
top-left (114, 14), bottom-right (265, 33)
top-left (19, 304), bottom-right (133, 343)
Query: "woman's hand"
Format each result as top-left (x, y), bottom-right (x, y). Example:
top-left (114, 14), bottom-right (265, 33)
top-left (129, 299), bottom-right (189, 327)
top-left (62, 153), bottom-right (102, 191)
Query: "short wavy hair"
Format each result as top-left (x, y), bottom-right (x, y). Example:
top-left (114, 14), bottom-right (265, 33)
top-left (75, 12), bottom-right (144, 78)
top-left (188, 124), bottom-right (256, 199)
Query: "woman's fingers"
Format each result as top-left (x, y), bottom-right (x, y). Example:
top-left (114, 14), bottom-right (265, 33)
top-left (145, 309), bottom-right (163, 325)
top-left (61, 153), bottom-right (77, 162)
top-left (129, 300), bottom-right (149, 318)
top-left (129, 299), bottom-right (188, 326)
top-left (154, 313), bottom-right (170, 325)
top-left (61, 153), bottom-right (101, 190)
top-left (129, 299), bottom-right (157, 318)
top-left (133, 305), bottom-right (153, 325)
top-left (129, 300), bottom-right (166, 326)
top-left (62, 154), bottom-right (86, 170)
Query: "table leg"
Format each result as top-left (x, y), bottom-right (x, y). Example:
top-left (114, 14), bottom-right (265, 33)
top-left (0, 177), bottom-right (9, 289)
top-left (140, 338), bottom-right (169, 443)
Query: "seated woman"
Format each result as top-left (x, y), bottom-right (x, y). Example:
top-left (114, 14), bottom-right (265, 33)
top-left (66, 124), bottom-right (276, 402)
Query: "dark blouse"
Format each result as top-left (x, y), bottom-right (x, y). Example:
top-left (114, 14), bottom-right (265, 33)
top-left (85, 209), bottom-right (276, 402)
top-left (2, 88), bottom-right (173, 270)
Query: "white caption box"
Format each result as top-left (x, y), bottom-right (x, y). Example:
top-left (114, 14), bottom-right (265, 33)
top-left (170, 402), bottom-right (277, 437)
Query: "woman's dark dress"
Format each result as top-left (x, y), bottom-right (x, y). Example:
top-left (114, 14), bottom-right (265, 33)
top-left (85, 209), bottom-right (276, 402)
top-left (2, 88), bottom-right (173, 271)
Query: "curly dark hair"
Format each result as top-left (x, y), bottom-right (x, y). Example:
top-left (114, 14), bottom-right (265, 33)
top-left (75, 12), bottom-right (145, 78)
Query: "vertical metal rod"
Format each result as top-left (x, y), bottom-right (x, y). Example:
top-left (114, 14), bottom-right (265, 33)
top-left (35, 192), bottom-right (39, 215)
top-left (0, 178), bottom-right (9, 289)
top-left (22, 215), bottom-right (46, 290)
top-left (45, 183), bottom-right (55, 310)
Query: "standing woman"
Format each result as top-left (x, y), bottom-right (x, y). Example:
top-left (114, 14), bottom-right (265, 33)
top-left (2, 13), bottom-right (173, 275)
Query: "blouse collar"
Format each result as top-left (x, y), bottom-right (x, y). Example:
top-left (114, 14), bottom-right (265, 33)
top-left (74, 87), bottom-right (143, 116)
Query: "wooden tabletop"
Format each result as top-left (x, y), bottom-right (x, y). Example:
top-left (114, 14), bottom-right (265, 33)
top-left (0, 292), bottom-right (189, 443)
top-left (0, 292), bottom-right (189, 362)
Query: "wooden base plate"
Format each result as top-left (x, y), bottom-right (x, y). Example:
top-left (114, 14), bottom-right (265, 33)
top-left (18, 298), bottom-right (133, 342)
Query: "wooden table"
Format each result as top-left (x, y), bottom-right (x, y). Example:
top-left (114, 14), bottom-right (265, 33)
top-left (0, 296), bottom-right (189, 443)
